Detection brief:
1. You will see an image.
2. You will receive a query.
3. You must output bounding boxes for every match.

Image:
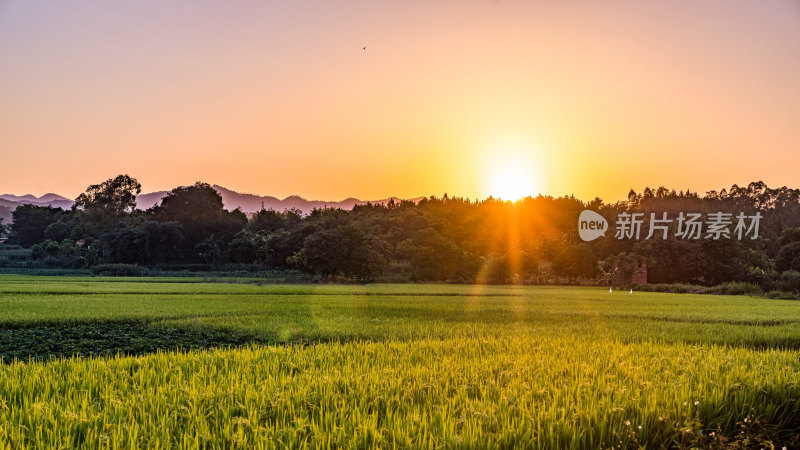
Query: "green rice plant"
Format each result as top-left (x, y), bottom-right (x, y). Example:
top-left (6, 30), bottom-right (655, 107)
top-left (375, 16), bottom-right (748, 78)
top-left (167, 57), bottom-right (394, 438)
top-left (1, 338), bottom-right (799, 448)
top-left (0, 275), bottom-right (799, 447)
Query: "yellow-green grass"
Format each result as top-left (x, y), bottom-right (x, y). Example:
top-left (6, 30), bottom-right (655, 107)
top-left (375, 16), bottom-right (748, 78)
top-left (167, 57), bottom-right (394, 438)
top-left (1, 275), bottom-right (800, 448)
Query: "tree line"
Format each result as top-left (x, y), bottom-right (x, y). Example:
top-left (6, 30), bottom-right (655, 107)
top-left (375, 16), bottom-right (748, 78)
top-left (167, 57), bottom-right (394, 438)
top-left (5, 175), bottom-right (800, 288)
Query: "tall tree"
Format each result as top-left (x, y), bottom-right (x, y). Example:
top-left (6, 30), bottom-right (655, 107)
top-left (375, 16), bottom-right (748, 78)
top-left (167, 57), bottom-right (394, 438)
top-left (73, 174), bottom-right (141, 233)
top-left (9, 205), bottom-right (66, 247)
top-left (74, 174), bottom-right (141, 215)
top-left (152, 182), bottom-right (245, 258)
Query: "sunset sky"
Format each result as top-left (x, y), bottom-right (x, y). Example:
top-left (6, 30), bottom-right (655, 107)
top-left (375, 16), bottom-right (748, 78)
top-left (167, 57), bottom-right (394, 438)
top-left (1, 1), bottom-right (798, 202)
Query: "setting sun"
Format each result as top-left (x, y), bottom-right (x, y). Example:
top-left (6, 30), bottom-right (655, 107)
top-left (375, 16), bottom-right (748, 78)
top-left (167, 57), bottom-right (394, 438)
top-left (481, 145), bottom-right (544, 200)
top-left (488, 165), bottom-right (537, 201)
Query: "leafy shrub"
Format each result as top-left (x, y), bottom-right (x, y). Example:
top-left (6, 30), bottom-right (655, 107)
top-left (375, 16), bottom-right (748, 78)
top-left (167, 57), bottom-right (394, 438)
top-left (635, 282), bottom-right (764, 296)
top-left (705, 281), bottom-right (762, 296)
top-left (91, 263), bottom-right (147, 277)
top-left (485, 256), bottom-right (512, 284)
top-left (773, 270), bottom-right (800, 294)
top-left (765, 290), bottom-right (798, 300)
top-left (633, 283), bottom-right (705, 294)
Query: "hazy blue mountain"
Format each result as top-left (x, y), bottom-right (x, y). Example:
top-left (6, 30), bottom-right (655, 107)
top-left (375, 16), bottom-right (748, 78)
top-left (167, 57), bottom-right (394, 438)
top-left (137, 184), bottom-right (417, 214)
top-left (0, 194), bottom-right (74, 212)
top-left (0, 186), bottom-right (420, 220)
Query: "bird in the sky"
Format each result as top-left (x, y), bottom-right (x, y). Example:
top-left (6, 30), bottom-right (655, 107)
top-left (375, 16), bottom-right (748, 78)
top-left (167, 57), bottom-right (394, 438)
top-left (362, 46), bottom-right (366, 50)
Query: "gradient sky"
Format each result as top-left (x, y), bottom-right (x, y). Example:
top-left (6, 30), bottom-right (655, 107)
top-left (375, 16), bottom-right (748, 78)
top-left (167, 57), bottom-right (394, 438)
top-left (1, 1), bottom-right (798, 201)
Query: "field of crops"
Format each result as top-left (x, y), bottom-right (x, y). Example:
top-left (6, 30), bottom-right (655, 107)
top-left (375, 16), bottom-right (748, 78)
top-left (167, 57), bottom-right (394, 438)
top-left (1, 275), bottom-right (800, 448)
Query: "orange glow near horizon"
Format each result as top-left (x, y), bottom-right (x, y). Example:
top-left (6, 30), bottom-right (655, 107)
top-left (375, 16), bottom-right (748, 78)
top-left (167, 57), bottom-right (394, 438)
top-left (1, 1), bottom-right (799, 202)
top-left (481, 142), bottom-right (545, 201)
top-left (487, 166), bottom-right (535, 201)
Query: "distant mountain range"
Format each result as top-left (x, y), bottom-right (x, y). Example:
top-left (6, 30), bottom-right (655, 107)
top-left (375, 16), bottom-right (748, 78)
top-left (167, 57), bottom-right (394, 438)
top-left (0, 186), bottom-right (422, 224)
top-left (137, 185), bottom-right (420, 214)
top-left (0, 193), bottom-right (74, 224)
top-left (0, 193), bottom-right (74, 209)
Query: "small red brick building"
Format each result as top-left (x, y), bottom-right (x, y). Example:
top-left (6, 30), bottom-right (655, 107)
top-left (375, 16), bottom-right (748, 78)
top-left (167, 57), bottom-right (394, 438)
top-left (611, 259), bottom-right (647, 286)
top-left (631, 261), bottom-right (647, 285)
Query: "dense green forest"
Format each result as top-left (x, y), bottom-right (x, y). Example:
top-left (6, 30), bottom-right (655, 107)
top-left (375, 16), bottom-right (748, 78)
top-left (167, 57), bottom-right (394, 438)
top-left (3, 175), bottom-right (800, 290)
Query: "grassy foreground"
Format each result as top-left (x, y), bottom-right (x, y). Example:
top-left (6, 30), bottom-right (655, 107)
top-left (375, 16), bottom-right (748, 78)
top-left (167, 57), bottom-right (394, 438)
top-left (1, 275), bottom-right (800, 448)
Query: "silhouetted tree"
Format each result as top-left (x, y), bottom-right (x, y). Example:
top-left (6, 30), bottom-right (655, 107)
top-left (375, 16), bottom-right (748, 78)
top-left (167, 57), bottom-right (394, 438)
top-left (9, 205), bottom-right (66, 247)
top-left (151, 182), bottom-right (245, 258)
top-left (73, 174), bottom-right (141, 232)
top-left (776, 228), bottom-right (800, 272)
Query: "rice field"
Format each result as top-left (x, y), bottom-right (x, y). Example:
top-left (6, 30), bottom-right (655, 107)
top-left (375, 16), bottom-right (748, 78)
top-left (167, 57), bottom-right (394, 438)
top-left (1, 275), bottom-right (799, 448)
